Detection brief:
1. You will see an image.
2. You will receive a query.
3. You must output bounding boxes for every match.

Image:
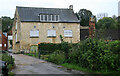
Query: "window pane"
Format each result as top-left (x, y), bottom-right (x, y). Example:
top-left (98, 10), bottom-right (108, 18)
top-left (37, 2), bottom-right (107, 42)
top-left (0, 44), bottom-right (2, 47)
top-left (48, 30), bottom-right (56, 37)
top-left (16, 22), bottom-right (17, 29)
top-left (52, 15), bottom-right (54, 21)
top-left (4, 44), bottom-right (6, 47)
top-left (48, 15), bottom-right (51, 21)
top-left (41, 15), bottom-right (43, 21)
top-left (64, 30), bottom-right (72, 37)
top-left (30, 30), bottom-right (39, 37)
top-left (45, 15), bottom-right (47, 21)
top-left (56, 15), bottom-right (59, 21)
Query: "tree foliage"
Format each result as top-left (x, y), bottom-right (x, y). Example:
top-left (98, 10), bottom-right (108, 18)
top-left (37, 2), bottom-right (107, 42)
top-left (118, 16), bottom-right (120, 29)
top-left (96, 17), bottom-right (118, 29)
top-left (77, 9), bottom-right (93, 26)
top-left (2, 16), bottom-right (13, 32)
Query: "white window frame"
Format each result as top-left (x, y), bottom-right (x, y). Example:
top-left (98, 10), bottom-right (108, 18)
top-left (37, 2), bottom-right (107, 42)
top-left (4, 44), bottom-right (6, 47)
top-left (43, 15), bottom-right (45, 21)
top-left (47, 15), bottom-right (49, 21)
top-left (0, 44), bottom-right (2, 47)
top-left (64, 30), bottom-right (72, 37)
top-left (47, 30), bottom-right (56, 37)
top-left (16, 21), bottom-right (17, 29)
top-left (40, 14), bottom-right (59, 22)
top-left (57, 15), bottom-right (59, 21)
top-left (30, 29), bottom-right (39, 38)
top-left (51, 15), bottom-right (52, 21)
top-left (40, 15), bottom-right (44, 21)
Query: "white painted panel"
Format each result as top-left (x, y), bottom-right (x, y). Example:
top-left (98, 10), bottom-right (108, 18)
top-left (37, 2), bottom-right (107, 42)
top-left (16, 22), bottom-right (17, 29)
top-left (3, 33), bottom-right (7, 37)
top-left (16, 34), bottom-right (17, 42)
top-left (64, 30), bottom-right (72, 37)
top-left (30, 30), bottom-right (39, 37)
top-left (4, 44), bottom-right (6, 47)
top-left (48, 30), bottom-right (56, 37)
top-left (8, 36), bottom-right (13, 40)
top-left (0, 44), bottom-right (2, 47)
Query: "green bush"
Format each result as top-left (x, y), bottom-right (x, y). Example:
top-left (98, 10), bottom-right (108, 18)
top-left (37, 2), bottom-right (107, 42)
top-left (69, 38), bottom-right (120, 71)
top-left (38, 38), bottom-right (120, 72)
top-left (7, 64), bottom-right (13, 71)
top-left (38, 43), bottom-right (61, 54)
top-left (9, 72), bottom-right (15, 76)
top-left (48, 50), bottom-right (65, 64)
top-left (2, 53), bottom-right (14, 66)
top-left (38, 43), bottom-right (77, 55)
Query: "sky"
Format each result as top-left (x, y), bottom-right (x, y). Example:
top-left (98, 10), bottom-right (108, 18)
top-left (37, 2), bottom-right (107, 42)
top-left (0, 0), bottom-right (119, 18)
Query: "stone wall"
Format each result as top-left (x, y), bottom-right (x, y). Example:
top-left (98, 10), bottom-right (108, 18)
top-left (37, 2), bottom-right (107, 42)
top-left (20, 22), bottom-right (80, 50)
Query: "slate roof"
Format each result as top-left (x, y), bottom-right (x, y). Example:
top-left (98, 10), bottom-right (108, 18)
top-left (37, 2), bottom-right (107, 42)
top-left (16, 6), bottom-right (79, 23)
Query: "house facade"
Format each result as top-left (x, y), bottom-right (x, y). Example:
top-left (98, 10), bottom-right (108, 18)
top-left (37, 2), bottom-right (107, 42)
top-left (12, 6), bottom-right (80, 53)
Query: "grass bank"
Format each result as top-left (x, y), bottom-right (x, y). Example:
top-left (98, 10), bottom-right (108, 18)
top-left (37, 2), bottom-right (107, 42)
top-left (61, 63), bottom-right (120, 75)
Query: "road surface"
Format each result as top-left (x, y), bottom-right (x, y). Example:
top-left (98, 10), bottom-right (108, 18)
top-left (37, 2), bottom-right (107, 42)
top-left (12, 54), bottom-right (72, 74)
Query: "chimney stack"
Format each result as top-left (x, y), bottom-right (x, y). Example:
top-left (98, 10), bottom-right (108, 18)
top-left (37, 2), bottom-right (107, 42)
top-left (69, 5), bottom-right (73, 10)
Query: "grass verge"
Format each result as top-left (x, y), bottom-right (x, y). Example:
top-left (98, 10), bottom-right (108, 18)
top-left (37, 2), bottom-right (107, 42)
top-left (61, 63), bottom-right (120, 75)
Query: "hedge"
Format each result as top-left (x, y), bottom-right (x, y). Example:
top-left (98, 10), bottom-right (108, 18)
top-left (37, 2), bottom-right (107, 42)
top-left (38, 43), bottom-right (61, 54)
top-left (38, 43), bottom-right (77, 55)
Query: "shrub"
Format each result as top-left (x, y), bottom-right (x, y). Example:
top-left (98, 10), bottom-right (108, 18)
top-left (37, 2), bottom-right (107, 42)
top-left (7, 64), bottom-right (13, 71)
top-left (38, 43), bottom-right (61, 54)
top-left (69, 38), bottom-right (120, 71)
top-left (48, 50), bottom-right (65, 64)
top-left (38, 38), bottom-right (120, 72)
top-left (2, 53), bottom-right (14, 66)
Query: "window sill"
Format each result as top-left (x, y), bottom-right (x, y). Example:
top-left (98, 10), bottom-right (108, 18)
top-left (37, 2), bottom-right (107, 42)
top-left (64, 37), bottom-right (72, 38)
top-left (47, 36), bottom-right (56, 38)
top-left (30, 36), bottom-right (39, 38)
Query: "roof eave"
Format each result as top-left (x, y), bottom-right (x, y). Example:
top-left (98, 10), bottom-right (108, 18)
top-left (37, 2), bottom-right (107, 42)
top-left (20, 21), bottom-right (80, 23)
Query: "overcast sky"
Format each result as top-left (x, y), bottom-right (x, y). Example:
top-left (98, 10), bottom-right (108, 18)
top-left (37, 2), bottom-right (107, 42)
top-left (0, 0), bottom-right (119, 18)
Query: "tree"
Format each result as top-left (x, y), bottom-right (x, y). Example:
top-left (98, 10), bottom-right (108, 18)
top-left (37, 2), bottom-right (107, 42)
top-left (112, 15), bottom-right (117, 20)
top-left (77, 9), bottom-right (93, 26)
top-left (96, 17), bottom-right (117, 29)
top-left (97, 13), bottom-right (108, 21)
top-left (2, 16), bottom-right (13, 32)
top-left (118, 16), bottom-right (120, 29)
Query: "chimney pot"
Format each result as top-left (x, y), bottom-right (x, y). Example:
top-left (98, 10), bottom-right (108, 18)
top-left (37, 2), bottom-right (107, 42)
top-left (69, 5), bottom-right (73, 10)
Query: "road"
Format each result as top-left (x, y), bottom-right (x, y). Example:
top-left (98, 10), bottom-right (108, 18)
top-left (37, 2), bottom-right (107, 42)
top-left (11, 54), bottom-right (72, 74)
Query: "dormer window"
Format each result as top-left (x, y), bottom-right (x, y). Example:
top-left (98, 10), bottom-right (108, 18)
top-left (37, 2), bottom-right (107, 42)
top-left (39, 14), bottom-right (59, 22)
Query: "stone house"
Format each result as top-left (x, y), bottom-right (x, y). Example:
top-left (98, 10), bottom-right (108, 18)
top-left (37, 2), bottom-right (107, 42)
top-left (12, 6), bottom-right (80, 53)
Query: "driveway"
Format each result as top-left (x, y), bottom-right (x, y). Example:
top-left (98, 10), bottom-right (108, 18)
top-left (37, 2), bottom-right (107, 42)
top-left (11, 54), bottom-right (72, 74)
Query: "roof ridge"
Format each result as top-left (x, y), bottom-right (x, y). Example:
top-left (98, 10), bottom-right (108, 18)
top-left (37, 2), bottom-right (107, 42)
top-left (16, 6), bottom-right (70, 10)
